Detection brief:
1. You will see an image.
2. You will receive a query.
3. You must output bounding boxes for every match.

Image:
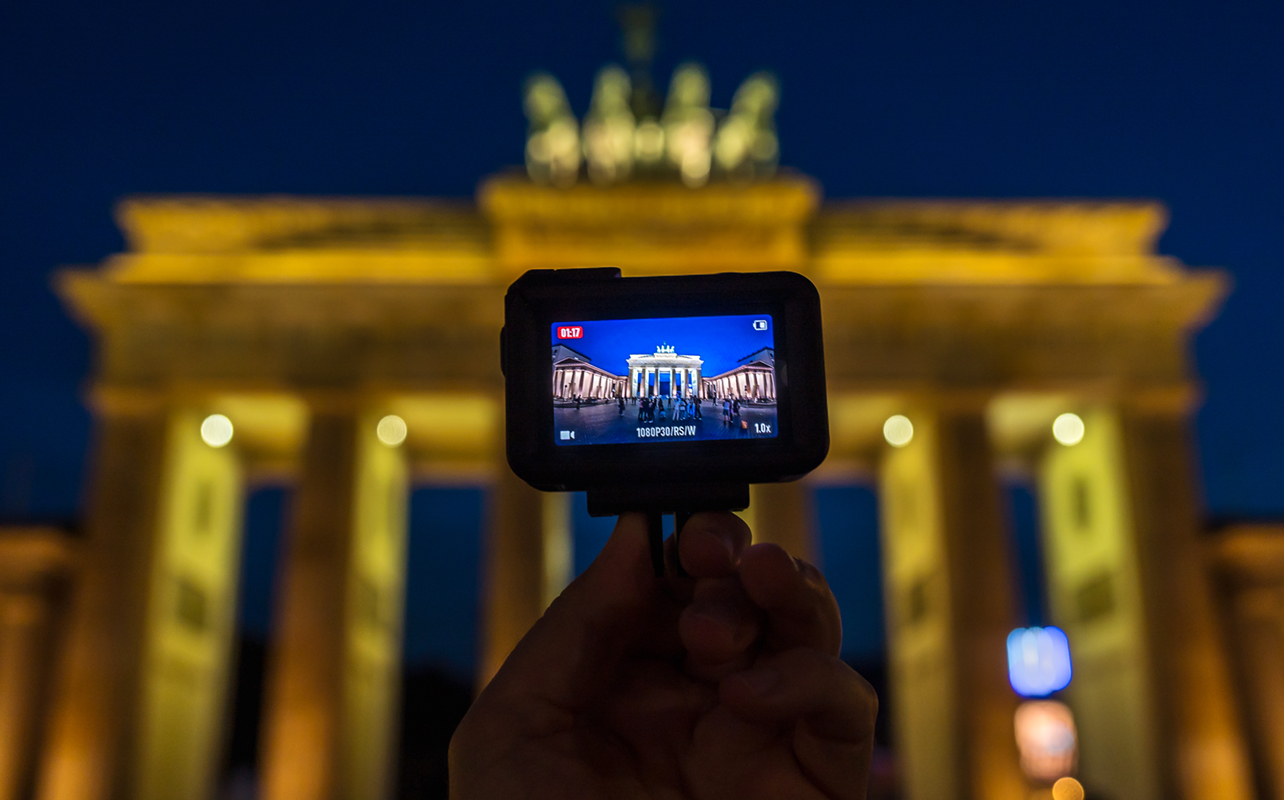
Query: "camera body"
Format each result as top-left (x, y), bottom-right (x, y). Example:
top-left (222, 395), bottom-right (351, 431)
top-left (502, 268), bottom-right (829, 509)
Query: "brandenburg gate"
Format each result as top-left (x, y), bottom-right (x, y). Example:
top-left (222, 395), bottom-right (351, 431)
top-left (627, 345), bottom-right (702, 398)
top-left (0, 70), bottom-right (1273, 800)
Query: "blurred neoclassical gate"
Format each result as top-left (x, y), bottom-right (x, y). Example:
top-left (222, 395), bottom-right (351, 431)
top-left (11, 174), bottom-right (1261, 800)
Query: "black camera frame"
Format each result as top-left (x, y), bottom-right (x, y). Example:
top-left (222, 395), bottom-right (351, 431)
top-left (502, 267), bottom-right (829, 576)
top-left (503, 267), bottom-right (828, 490)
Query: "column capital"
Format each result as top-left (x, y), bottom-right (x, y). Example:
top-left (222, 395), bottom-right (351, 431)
top-left (1115, 382), bottom-right (1202, 418)
top-left (0, 530), bottom-right (76, 593)
top-left (88, 385), bottom-right (168, 417)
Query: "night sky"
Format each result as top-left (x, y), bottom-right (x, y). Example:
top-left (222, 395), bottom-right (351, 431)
top-left (3, 1), bottom-right (1281, 672)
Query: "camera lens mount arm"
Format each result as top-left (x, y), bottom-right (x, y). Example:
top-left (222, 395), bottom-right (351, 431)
top-left (586, 482), bottom-right (750, 577)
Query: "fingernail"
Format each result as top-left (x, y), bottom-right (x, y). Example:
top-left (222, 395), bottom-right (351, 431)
top-left (734, 667), bottom-right (780, 695)
top-left (692, 528), bottom-right (735, 563)
top-left (690, 602), bottom-right (740, 629)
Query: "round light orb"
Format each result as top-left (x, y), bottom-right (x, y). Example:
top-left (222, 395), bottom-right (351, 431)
top-left (883, 415), bottom-right (914, 448)
top-left (376, 415), bottom-right (407, 447)
top-left (200, 414), bottom-right (234, 448)
top-left (1051, 777), bottom-right (1085, 800)
top-left (1052, 413), bottom-right (1085, 447)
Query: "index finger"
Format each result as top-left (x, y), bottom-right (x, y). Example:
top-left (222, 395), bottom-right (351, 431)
top-left (737, 542), bottom-right (843, 656)
top-left (483, 512), bottom-right (678, 710)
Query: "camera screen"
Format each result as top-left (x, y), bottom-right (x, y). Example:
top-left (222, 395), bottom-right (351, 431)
top-left (551, 314), bottom-right (779, 446)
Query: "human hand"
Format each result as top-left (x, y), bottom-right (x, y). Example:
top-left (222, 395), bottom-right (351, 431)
top-left (449, 511), bottom-right (877, 799)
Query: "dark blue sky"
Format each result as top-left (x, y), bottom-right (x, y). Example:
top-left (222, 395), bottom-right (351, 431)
top-left (4, 0), bottom-right (1280, 675)
top-left (2, 1), bottom-right (1281, 519)
top-left (554, 314), bottom-right (774, 377)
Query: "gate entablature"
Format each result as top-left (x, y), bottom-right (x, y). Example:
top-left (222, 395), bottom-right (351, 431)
top-left (41, 173), bottom-right (1251, 800)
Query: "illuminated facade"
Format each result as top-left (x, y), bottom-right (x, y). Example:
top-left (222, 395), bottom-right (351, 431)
top-left (552, 345), bottom-right (624, 401)
top-left (0, 174), bottom-right (1280, 800)
top-left (705, 348), bottom-right (776, 402)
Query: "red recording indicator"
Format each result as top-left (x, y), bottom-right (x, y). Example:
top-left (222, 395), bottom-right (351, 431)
top-left (557, 326), bottom-right (584, 339)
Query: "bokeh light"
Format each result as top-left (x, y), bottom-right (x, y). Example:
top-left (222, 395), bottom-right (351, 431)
top-left (376, 415), bottom-right (407, 447)
top-left (1051, 777), bottom-right (1085, 800)
top-left (200, 414), bottom-right (233, 448)
top-left (1052, 413), bottom-right (1085, 446)
top-left (1007, 626), bottom-right (1073, 697)
top-left (1014, 700), bottom-right (1078, 783)
top-left (883, 415), bottom-right (914, 447)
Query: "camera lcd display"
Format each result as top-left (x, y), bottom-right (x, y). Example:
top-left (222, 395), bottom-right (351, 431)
top-left (551, 314), bottom-right (779, 446)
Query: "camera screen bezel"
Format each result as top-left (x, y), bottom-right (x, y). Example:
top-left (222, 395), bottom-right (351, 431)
top-left (504, 270), bottom-right (829, 491)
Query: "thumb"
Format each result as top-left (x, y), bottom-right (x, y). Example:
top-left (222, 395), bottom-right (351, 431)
top-left (484, 512), bottom-right (672, 709)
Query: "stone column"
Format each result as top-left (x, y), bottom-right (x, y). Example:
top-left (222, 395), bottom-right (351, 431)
top-left (1118, 407), bottom-right (1253, 800)
top-left (1225, 584), bottom-right (1284, 800)
top-left (1039, 404), bottom-right (1254, 800)
top-left (40, 401), bottom-right (246, 800)
top-left (879, 404), bottom-right (1026, 800)
top-left (749, 482), bottom-right (816, 563)
top-left (38, 407), bottom-right (166, 800)
top-left (0, 594), bottom-right (52, 800)
top-left (0, 533), bottom-right (71, 800)
top-left (479, 463), bottom-right (570, 689)
top-left (259, 403), bottom-right (410, 800)
top-left (1208, 527), bottom-right (1284, 800)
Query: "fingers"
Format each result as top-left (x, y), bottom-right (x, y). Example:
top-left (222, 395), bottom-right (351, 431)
top-left (673, 513), bottom-right (759, 681)
top-left (483, 512), bottom-right (673, 710)
top-left (738, 542), bottom-right (843, 656)
top-left (721, 648), bottom-right (878, 800)
top-left (679, 576), bottom-right (763, 681)
top-left (674, 512), bottom-right (752, 578)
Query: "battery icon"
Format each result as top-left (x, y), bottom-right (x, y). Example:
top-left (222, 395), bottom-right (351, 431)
top-left (753, 320), bottom-right (768, 331)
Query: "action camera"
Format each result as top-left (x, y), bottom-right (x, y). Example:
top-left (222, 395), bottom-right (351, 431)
top-left (501, 268), bottom-right (829, 572)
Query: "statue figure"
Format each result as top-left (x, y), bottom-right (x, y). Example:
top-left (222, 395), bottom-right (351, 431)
top-left (523, 73), bottom-right (581, 187)
top-left (661, 62), bottom-right (715, 187)
top-left (582, 65), bottom-right (636, 186)
top-left (713, 71), bottom-right (779, 181)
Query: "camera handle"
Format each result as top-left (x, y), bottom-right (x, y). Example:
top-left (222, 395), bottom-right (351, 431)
top-left (586, 482), bottom-right (751, 577)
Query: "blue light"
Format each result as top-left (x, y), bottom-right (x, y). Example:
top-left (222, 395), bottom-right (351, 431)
top-left (1007, 626), bottom-right (1072, 697)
